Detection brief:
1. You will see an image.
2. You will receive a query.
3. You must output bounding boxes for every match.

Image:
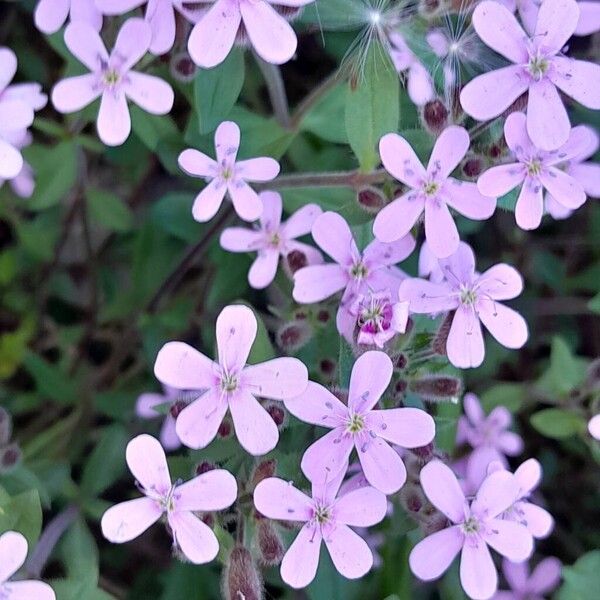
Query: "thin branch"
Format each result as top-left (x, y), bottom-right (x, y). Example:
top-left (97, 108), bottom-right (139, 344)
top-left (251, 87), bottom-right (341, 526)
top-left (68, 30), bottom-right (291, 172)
top-left (254, 53), bottom-right (292, 129)
top-left (258, 168), bottom-right (389, 191)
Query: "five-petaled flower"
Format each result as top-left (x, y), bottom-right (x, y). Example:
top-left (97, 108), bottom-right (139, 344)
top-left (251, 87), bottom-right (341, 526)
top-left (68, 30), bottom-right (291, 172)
top-left (154, 304), bottom-right (309, 455)
top-left (460, 0), bottom-right (600, 151)
top-left (51, 18), bottom-right (174, 146)
top-left (373, 126), bottom-right (496, 258)
top-left (400, 244), bottom-right (528, 368)
top-left (101, 434), bottom-right (238, 563)
top-left (220, 191), bottom-right (322, 288)
top-left (253, 469), bottom-right (387, 588)
top-left (286, 351), bottom-right (435, 494)
top-left (409, 460), bottom-right (534, 600)
top-left (492, 556), bottom-right (561, 600)
top-left (179, 121), bottom-right (280, 223)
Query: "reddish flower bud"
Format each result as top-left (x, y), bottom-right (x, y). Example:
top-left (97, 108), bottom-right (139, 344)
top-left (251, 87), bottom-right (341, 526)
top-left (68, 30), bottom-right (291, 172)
top-left (422, 99), bottom-right (448, 134)
top-left (255, 520), bottom-right (285, 566)
top-left (462, 155), bottom-right (485, 179)
top-left (409, 376), bottom-right (462, 402)
top-left (316, 309), bottom-right (330, 323)
top-left (0, 443), bottom-right (21, 473)
top-left (218, 417), bottom-right (233, 438)
top-left (319, 359), bottom-right (336, 376)
top-left (170, 52), bottom-right (197, 82)
top-left (223, 546), bottom-right (263, 600)
top-left (357, 186), bottom-right (386, 214)
top-left (432, 311), bottom-right (454, 356)
top-left (170, 400), bottom-right (188, 419)
top-left (276, 320), bottom-right (312, 352)
top-left (251, 459), bottom-right (277, 488)
top-left (265, 402), bottom-right (287, 428)
top-left (286, 249), bottom-right (308, 273)
top-left (195, 461), bottom-right (217, 476)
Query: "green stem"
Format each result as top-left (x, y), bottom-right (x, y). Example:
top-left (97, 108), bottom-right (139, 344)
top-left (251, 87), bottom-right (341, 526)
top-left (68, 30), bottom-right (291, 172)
top-left (259, 168), bottom-right (389, 191)
top-left (254, 54), bottom-right (291, 129)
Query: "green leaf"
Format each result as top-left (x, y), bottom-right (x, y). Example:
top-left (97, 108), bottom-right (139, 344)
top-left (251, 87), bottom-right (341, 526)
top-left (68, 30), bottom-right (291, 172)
top-left (301, 84), bottom-right (348, 144)
top-left (194, 49), bottom-right (245, 134)
top-left (549, 337), bottom-right (587, 394)
top-left (0, 488), bottom-right (43, 548)
top-left (151, 192), bottom-right (204, 243)
top-left (530, 408), bottom-right (586, 439)
top-left (480, 383), bottom-right (525, 413)
top-left (23, 352), bottom-right (78, 405)
top-left (51, 577), bottom-right (116, 600)
top-left (338, 339), bottom-right (354, 388)
top-left (86, 187), bottom-right (134, 232)
top-left (345, 41), bottom-right (400, 171)
top-left (590, 292), bottom-right (600, 313)
top-left (558, 551), bottom-right (600, 600)
top-left (299, 0), bottom-right (367, 29)
top-left (59, 517), bottom-right (99, 580)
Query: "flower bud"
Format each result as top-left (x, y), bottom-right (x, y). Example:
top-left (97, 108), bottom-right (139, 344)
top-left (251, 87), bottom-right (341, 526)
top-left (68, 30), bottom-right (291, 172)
top-left (432, 311), bottom-right (454, 356)
top-left (409, 376), bottom-right (462, 402)
top-left (170, 400), bottom-right (188, 419)
top-left (357, 186), bottom-right (386, 214)
top-left (399, 483), bottom-right (426, 514)
top-left (319, 359), bottom-right (336, 377)
top-left (223, 546), bottom-right (263, 600)
top-left (255, 520), bottom-right (284, 566)
top-left (274, 4), bottom-right (303, 21)
top-left (276, 320), bottom-right (312, 352)
top-left (218, 417), bottom-right (234, 438)
top-left (0, 443), bottom-right (21, 473)
top-left (251, 459), bottom-right (277, 488)
top-left (461, 155), bottom-right (485, 179)
top-left (421, 98), bottom-right (449, 134)
top-left (265, 402), bottom-right (287, 429)
top-left (195, 461), bottom-right (217, 476)
top-left (170, 52), bottom-right (197, 83)
top-left (286, 249), bottom-right (308, 274)
top-left (409, 443), bottom-right (436, 461)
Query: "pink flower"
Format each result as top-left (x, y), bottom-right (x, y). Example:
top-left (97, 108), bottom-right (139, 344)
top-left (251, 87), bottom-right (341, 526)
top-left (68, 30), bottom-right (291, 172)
top-left (477, 112), bottom-right (590, 230)
top-left (0, 531), bottom-right (56, 600)
top-left (387, 32), bottom-right (434, 106)
top-left (460, 0), bottom-right (600, 151)
top-left (493, 557), bottom-right (561, 600)
top-left (101, 434), bottom-right (237, 563)
top-left (293, 211), bottom-right (415, 338)
top-left (348, 290), bottom-right (409, 348)
top-left (154, 304), bottom-right (308, 455)
top-left (187, 0), bottom-right (315, 68)
top-left (51, 19), bottom-right (175, 147)
top-left (409, 460), bottom-right (534, 600)
top-left (457, 393), bottom-right (523, 486)
top-left (373, 126), bottom-right (496, 258)
top-left (253, 471), bottom-right (388, 588)
top-left (488, 459), bottom-right (554, 539)
top-left (418, 240), bottom-right (446, 283)
top-left (286, 351), bottom-right (435, 494)
top-left (0, 130), bottom-right (35, 196)
top-left (400, 243), bottom-right (528, 368)
top-left (178, 121), bottom-right (280, 223)
top-left (219, 191), bottom-right (322, 288)
top-left (34, 0), bottom-right (102, 34)
top-left (0, 49), bottom-right (47, 113)
top-left (589, 414), bottom-right (600, 440)
top-left (96, 1), bottom-right (199, 55)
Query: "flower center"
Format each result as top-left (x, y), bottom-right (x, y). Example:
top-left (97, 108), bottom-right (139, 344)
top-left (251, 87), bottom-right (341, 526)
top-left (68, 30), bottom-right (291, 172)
top-left (221, 166), bottom-right (234, 180)
top-left (350, 261), bottom-right (368, 280)
top-left (220, 372), bottom-right (238, 393)
top-left (528, 55), bottom-right (549, 80)
top-left (526, 158), bottom-right (543, 177)
top-left (314, 503), bottom-right (331, 524)
top-left (459, 285), bottom-right (477, 305)
top-left (269, 232), bottom-right (281, 247)
top-left (423, 180), bottom-right (440, 196)
top-left (346, 412), bottom-right (366, 434)
top-left (462, 515), bottom-right (480, 534)
top-left (103, 68), bottom-right (121, 88)
top-left (359, 300), bottom-right (392, 333)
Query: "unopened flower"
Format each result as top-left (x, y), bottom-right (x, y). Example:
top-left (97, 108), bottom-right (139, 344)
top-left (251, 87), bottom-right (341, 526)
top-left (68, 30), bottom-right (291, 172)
top-left (101, 434), bottom-right (238, 563)
top-left (493, 557), bottom-right (561, 600)
top-left (154, 304), bottom-right (308, 455)
top-left (374, 126), bottom-right (496, 258)
top-left (0, 531), bottom-right (55, 599)
top-left (478, 112), bottom-right (590, 230)
top-left (421, 98), bottom-right (449, 135)
top-left (220, 191), bottom-right (322, 288)
top-left (34, 0), bottom-right (102, 34)
top-left (188, 0), bottom-right (316, 68)
top-left (409, 460), bottom-right (534, 600)
top-left (287, 351), bottom-right (435, 494)
top-left (253, 471), bottom-right (387, 588)
top-left (410, 376), bottom-right (462, 402)
top-left (179, 121), bottom-right (280, 223)
top-left (51, 19), bottom-right (174, 146)
top-left (293, 211), bottom-right (415, 340)
top-left (400, 244), bottom-right (528, 368)
top-left (223, 545), bottom-right (264, 600)
top-left (460, 0), bottom-right (600, 151)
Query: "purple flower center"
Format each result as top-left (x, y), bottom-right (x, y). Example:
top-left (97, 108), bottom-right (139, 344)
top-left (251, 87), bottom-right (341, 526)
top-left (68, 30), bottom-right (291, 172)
top-left (358, 297), bottom-right (393, 333)
top-left (350, 261), bottom-right (368, 281)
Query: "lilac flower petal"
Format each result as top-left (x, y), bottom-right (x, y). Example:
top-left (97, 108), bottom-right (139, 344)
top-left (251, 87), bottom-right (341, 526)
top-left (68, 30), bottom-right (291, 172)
top-left (71, 0), bottom-right (102, 30)
top-left (529, 557), bottom-right (562, 594)
top-left (589, 414), bottom-right (600, 439)
top-left (467, 447), bottom-right (506, 491)
top-left (188, 0), bottom-right (241, 68)
top-left (258, 190), bottom-right (283, 230)
top-left (445, 180), bottom-right (497, 220)
top-left (147, 0), bottom-right (177, 55)
top-left (399, 278), bottom-right (458, 313)
top-left (1, 581), bottom-right (56, 600)
top-left (460, 66), bottom-right (528, 120)
top-left (216, 304), bottom-right (257, 371)
top-left (502, 558), bottom-right (528, 592)
top-left (364, 235), bottom-right (416, 266)
top-left (51, 74), bottom-right (102, 113)
top-left (334, 486), bottom-right (388, 526)
top-left (243, 357), bottom-right (308, 400)
top-left (477, 164), bottom-right (526, 198)
top-left (154, 341), bottom-right (216, 390)
top-left (348, 351), bottom-right (393, 413)
top-left (368, 407), bottom-right (435, 448)
top-left (472, 1), bottom-right (529, 63)
top-left (253, 477), bottom-right (313, 521)
top-left (421, 460), bottom-right (468, 523)
top-left (280, 203), bottom-right (323, 239)
top-left (123, 71), bottom-right (174, 114)
top-left (280, 524), bottom-right (322, 589)
top-left (159, 416), bottom-right (180, 451)
top-left (101, 497), bottom-right (163, 543)
top-left (409, 526), bottom-right (464, 581)
top-left (135, 393), bottom-right (165, 419)
top-left (533, 0), bottom-right (579, 54)
top-left (97, 91), bottom-right (131, 146)
top-left (482, 519), bottom-right (533, 562)
top-left (497, 431), bottom-right (524, 455)
top-left (301, 428), bottom-right (354, 483)
top-left (472, 471), bottom-right (520, 519)
top-left (359, 437), bottom-right (407, 494)
top-left (227, 179), bottom-right (264, 221)
top-left (284, 381), bottom-right (347, 427)
top-left (0, 48), bottom-right (17, 90)
top-left (0, 139), bottom-right (24, 180)
top-left (515, 179), bottom-right (544, 230)
top-left (312, 211), bottom-right (358, 265)
top-left (407, 62), bottom-right (434, 105)
top-left (248, 251), bottom-right (279, 289)
top-left (0, 530), bottom-right (27, 583)
top-left (478, 299), bottom-right (528, 350)
top-left (514, 458), bottom-right (541, 494)
top-left (220, 227), bottom-right (263, 253)
top-left (379, 133), bottom-right (427, 189)
top-left (215, 120), bottom-right (240, 163)
top-left (97, 0), bottom-right (145, 13)
top-left (575, 1), bottom-right (600, 35)
top-left (229, 390), bottom-right (279, 455)
top-left (114, 18), bottom-right (152, 72)
top-left (527, 79), bottom-right (571, 151)
top-left (178, 148), bottom-right (218, 177)
top-left (293, 263), bottom-right (348, 303)
top-left (237, 157), bottom-right (280, 182)
top-left (0, 99), bottom-right (34, 131)
top-left (546, 125), bottom-right (594, 165)
top-left (240, 0), bottom-right (298, 65)
top-left (176, 469), bottom-right (237, 512)
top-left (539, 167), bottom-right (586, 209)
top-left (34, 0), bottom-right (70, 34)
top-left (439, 241), bottom-right (477, 283)
top-left (175, 391), bottom-right (228, 449)
top-left (64, 23), bottom-right (108, 71)
top-left (503, 111), bottom-right (534, 156)
top-left (168, 511), bottom-right (219, 564)
top-left (425, 200), bottom-right (459, 258)
top-left (373, 192), bottom-right (425, 243)
top-left (192, 179), bottom-right (228, 222)
top-left (447, 306), bottom-right (485, 369)
top-left (487, 406), bottom-right (512, 430)
top-left (519, 502), bottom-right (554, 538)
top-left (126, 434), bottom-right (171, 492)
top-left (477, 264), bottom-right (524, 301)
top-left (325, 524), bottom-right (373, 579)
top-left (460, 541), bottom-right (497, 600)
top-left (464, 393), bottom-right (485, 425)
top-left (428, 126), bottom-right (470, 179)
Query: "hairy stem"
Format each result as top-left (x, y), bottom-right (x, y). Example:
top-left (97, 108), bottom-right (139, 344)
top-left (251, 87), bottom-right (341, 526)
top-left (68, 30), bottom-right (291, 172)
top-left (259, 168), bottom-right (389, 191)
top-left (255, 54), bottom-right (291, 129)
